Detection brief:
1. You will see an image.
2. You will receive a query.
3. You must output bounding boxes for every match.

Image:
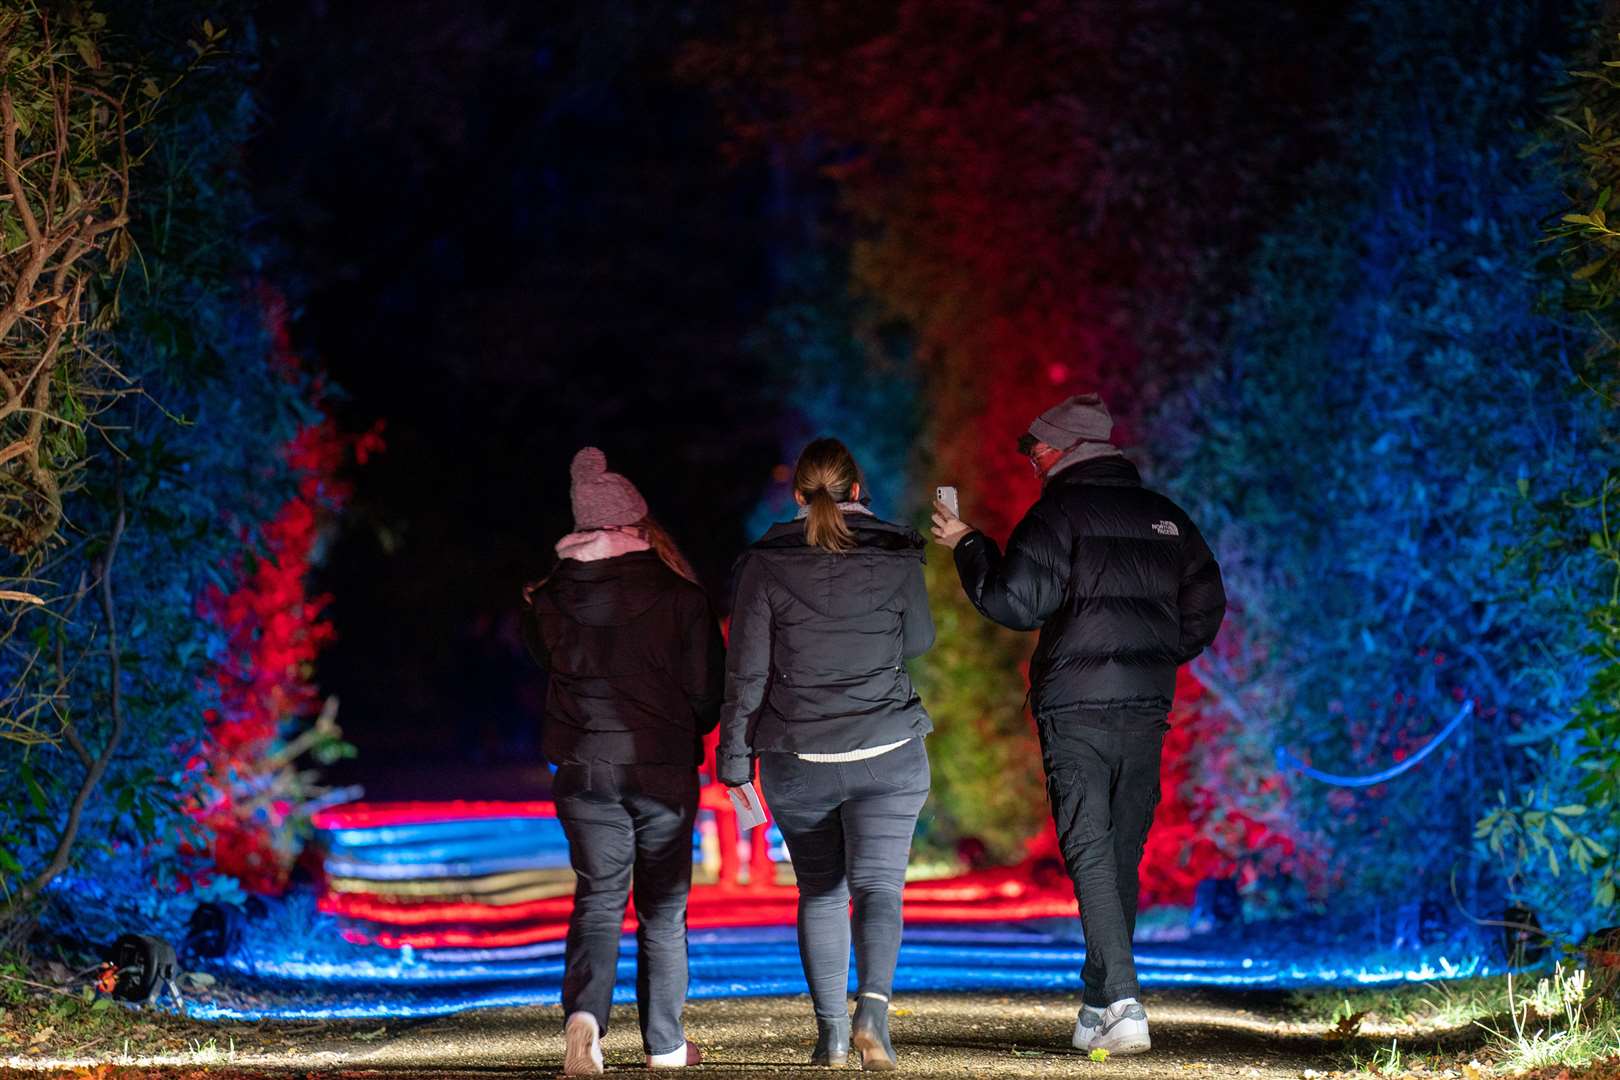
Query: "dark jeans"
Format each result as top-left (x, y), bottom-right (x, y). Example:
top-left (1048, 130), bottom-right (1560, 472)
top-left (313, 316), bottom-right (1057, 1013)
top-left (553, 763), bottom-right (698, 1056)
top-left (760, 739), bottom-right (930, 1021)
top-left (1039, 711), bottom-right (1166, 1009)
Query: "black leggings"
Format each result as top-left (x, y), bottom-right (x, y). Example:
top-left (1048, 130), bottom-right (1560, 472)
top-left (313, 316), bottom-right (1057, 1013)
top-left (760, 739), bottom-right (930, 1020)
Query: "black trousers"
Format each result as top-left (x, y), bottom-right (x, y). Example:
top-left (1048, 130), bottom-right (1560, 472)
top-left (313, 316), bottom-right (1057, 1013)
top-left (1039, 711), bottom-right (1166, 1009)
top-left (760, 739), bottom-right (931, 1020)
top-left (553, 763), bottom-right (698, 1056)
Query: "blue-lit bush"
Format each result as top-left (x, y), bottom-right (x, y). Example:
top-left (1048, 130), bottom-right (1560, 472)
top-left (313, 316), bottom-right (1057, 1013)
top-left (1154, 0), bottom-right (1617, 939)
top-left (0, 4), bottom-right (313, 945)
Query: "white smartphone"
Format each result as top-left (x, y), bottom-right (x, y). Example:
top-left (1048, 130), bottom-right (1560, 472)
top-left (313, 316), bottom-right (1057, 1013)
top-left (935, 485), bottom-right (959, 517)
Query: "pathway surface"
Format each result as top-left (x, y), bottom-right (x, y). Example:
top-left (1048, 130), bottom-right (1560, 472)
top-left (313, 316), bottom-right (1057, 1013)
top-left (10, 988), bottom-right (1478, 1078)
top-left (313, 991), bottom-right (1346, 1077)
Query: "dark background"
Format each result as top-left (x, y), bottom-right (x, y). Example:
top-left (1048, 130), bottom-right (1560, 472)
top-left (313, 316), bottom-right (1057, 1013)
top-left (251, 1), bottom-right (781, 796)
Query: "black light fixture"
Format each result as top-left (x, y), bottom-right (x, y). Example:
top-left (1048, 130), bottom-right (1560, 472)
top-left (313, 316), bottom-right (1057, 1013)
top-left (108, 933), bottom-right (179, 1004)
top-left (183, 901), bottom-right (244, 959)
top-left (1503, 904), bottom-right (1546, 968)
top-left (1395, 898), bottom-right (1449, 947)
top-left (1188, 876), bottom-right (1242, 935)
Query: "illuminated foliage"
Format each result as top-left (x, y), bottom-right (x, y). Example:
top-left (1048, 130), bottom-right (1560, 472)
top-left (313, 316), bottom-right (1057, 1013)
top-left (0, 3), bottom-right (355, 940)
top-left (1157, 0), bottom-right (1616, 933)
top-left (1495, 6), bottom-right (1620, 920)
top-left (688, 1), bottom-right (1337, 882)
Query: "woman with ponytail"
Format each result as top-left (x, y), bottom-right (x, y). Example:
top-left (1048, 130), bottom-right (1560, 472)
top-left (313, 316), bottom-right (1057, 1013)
top-left (522, 448), bottom-right (724, 1075)
top-left (718, 437), bottom-right (935, 1070)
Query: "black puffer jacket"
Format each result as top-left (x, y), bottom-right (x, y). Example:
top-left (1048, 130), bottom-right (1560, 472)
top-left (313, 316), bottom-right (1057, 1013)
top-left (523, 547), bottom-right (725, 768)
top-left (953, 455), bottom-right (1225, 720)
top-left (717, 513), bottom-right (934, 785)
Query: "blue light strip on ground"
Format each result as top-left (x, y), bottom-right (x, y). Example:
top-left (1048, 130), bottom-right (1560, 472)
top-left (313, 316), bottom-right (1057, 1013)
top-left (185, 950), bottom-right (1494, 1021)
top-left (325, 834), bottom-right (572, 865)
top-left (323, 852), bottom-right (576, 879)
top-left (321, 818), bottom-right (568, 849)
top-left (200, 913), bottom-right (1499, 1020)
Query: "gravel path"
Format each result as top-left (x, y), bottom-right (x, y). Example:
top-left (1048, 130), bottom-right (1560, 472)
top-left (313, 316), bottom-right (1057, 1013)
top-left (268, 990), bottom-right (1355, 1077)
top-left (6, 988), bottom-right (1489, 1077)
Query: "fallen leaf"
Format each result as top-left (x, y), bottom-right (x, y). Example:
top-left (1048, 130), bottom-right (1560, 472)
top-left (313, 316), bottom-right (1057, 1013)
top-left (1327, 1009), bottom-right (1370, 1040)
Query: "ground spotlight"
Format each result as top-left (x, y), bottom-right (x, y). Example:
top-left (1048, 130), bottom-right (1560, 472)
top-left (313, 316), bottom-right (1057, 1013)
top-left (1395, 898), bottom-right (1448, 948)
top-left (1189, 877), bottom-right (1242, 935)
top-left (108, 933), bottom-right (180, 1004)
top-left (184, 901), bottom-right (246, 959)
top-left (1502, 904), bottom-right (1546, 968)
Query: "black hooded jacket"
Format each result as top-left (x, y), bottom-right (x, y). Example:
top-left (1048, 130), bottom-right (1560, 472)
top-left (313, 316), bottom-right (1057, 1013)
top-left (716, 513), bottom-right (935, 785)
top-left (953, 455), bottom-right (1226, 720)
top-left (523, 548), bottom-right (725, 768)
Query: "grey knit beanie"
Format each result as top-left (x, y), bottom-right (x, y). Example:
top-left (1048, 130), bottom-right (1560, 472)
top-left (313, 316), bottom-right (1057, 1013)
top-left (1028, 393), bottom-right (1113, 448)
top-left (569, 447), bottom-right (648, 530)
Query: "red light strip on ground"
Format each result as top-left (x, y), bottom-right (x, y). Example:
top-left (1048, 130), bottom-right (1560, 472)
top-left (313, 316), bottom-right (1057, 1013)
top-left (335, 887), bottom-right (1082, 949)
top-left (312, 800), bottom-right (559, 831)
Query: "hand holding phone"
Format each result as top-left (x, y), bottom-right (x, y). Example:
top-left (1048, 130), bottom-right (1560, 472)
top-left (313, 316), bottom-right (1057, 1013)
top-left (932, 485), bottom-right (973, 550)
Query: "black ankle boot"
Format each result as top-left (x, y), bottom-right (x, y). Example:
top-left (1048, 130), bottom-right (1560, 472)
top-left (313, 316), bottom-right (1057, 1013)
top-left (810, 1016), bottom-right (850, 1065)
top-left (851, 995), bottom-right (897, 1071)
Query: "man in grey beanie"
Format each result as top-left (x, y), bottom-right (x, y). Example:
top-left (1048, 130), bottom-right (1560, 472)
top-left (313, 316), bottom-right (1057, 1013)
top-left (931, 393), bottom-right (1226, 1057)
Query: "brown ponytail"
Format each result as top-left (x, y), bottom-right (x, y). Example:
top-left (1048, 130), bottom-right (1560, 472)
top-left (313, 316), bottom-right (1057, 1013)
top-left (795, 437), bottom-right (861, 553)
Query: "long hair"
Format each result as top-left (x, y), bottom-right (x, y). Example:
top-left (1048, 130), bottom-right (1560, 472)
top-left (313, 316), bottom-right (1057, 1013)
top-left (637, 514), bottom-right (699, 584)
top-left (794, 437), bottom-right (861, 553)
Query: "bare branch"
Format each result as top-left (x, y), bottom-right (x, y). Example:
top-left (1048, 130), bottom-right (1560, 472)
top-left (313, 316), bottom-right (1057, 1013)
top-left (9, 474), bottom-right (124, 909)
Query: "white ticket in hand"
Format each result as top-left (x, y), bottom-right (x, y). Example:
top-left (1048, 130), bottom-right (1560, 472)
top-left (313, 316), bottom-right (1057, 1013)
top-left (726, 781), bottom-right (768, 831)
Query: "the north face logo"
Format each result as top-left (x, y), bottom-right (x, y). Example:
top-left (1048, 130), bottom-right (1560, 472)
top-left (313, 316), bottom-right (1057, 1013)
top-left (1152, 520), bottom-right (1180, 537)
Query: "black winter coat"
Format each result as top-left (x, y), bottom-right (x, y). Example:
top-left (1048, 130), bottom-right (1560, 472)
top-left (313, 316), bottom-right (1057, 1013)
top-left (716, 513), bottom-right (935, 785)
top-left (523, 549), bottom-right (725, 768)
top-left (953, 455), bottom-right (1226, 720)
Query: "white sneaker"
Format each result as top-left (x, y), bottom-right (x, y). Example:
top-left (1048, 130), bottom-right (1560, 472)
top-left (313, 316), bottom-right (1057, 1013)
top-left (563, 1011), bottom-right (604, 1075)
top-left (1087, 998), bottom-right (1151, 1056)
top-left (645, 1040), bottom-right (702, 1068)
top-left (1072, 1004), bottom-right (1106, 1050)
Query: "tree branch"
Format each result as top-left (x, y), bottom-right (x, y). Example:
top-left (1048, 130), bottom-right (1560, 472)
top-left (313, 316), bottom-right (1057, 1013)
top-left (9, 474), bottom-right (125, 909)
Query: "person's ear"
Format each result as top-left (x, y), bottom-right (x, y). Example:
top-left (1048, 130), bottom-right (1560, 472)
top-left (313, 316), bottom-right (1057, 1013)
top-left (850, 481), bottom-right (862, 502)
top-left (793, 489), bottom-right (807, 507)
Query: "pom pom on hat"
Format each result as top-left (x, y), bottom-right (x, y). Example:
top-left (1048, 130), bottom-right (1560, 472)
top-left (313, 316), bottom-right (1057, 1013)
top-left (569, 447), bottom-right (648, 530)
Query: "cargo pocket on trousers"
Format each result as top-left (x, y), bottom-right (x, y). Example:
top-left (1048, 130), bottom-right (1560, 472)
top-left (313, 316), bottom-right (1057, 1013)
top-left (1133, 782), bottom-right (1163, 861)
top-left (1046, 768), bottom-right (1097, 861)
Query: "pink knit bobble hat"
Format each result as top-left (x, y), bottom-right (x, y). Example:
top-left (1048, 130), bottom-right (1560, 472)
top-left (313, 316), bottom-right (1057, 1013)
top-left (570, 447), bottom-right (648, 530)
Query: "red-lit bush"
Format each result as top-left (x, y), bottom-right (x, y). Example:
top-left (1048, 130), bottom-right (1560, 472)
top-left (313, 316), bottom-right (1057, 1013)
top-left (192, 292), bottom-right (383, 894)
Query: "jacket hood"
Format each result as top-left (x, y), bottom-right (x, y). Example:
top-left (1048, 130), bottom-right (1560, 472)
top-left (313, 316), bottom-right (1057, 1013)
top-left (747, 514), bottom-right (926, 619)
top-left (543, 549), bottom-right (674, 627)
top-left (1045, 454), bottom-right (1142, 489)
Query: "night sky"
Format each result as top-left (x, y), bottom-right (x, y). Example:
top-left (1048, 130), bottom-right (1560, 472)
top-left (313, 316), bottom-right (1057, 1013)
top-left (250, 2), bottom-right (783, 796)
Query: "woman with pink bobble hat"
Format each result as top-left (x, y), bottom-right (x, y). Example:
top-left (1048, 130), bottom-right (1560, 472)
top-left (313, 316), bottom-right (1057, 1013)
top-left (521, 448), bottom-right (725, 1074)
